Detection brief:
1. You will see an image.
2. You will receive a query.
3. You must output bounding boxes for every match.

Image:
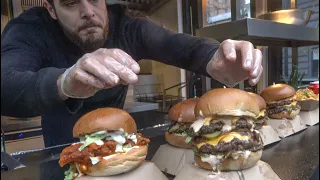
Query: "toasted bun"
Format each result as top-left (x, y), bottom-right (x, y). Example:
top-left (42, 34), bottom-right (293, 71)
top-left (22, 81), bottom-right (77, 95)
top-left (194, 150), bottom-right (262, 171)
top-left (260, 84), bottom-right (296, 103)
top-left (248, 92), bottom-right (266, 110)
top-left (168, 98), bottom-right (199, 123)
top-left (73, 108), bottom-right (137, 138)
top-left (81, 146), bottom-right (148, 176)
top-left (195, 88), bottom-right (260, 118)
top-left (165, 132), bottom-right (192, 149)
top-left (268, 108), bottom-right (300, 119)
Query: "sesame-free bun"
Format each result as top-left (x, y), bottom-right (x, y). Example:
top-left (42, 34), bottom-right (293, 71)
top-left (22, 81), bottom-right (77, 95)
top-left (194, 150), bottom-right (262, 171)
top-left (73, 108), bottom-right (137, 138)
top-left (168, 98), bottom-right (199, 123)
top-left (165, 132), bottom-right (192, 149)
top-left (260, 84), bottom-right (296, 103)
top-left (81, 145), bottom-right (148, 176)
top-left (194, 88), bottom-right (260, 118)
top-left (248, 92), bottom-right (267, 110)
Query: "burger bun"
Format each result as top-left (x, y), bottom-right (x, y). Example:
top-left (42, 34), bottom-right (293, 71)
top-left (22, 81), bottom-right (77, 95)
top-left (195, 88), bottom-right (260, 118)
top-left (81, 145), bottom-right (148, 176)
top-left (248, 92), bottom-right (266, 110)
top-left (260, 84), bottom-right (296, 103)
top-left (165, 132), bottom-right (192, 149)
top-left (194, 150), bottom-right (262, 171)
top-left (73, 108), bottom-right (137, 137)
top-left (168, 98), bottom-right (199, 123)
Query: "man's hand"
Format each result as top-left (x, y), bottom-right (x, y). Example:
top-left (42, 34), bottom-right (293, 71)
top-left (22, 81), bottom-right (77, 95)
top-left (57, 48), bottom-right (140, 100)
top-left (206, 39), bottom-right (263, 87)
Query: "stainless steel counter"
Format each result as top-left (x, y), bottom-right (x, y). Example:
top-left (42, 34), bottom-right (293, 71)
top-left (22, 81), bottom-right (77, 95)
top-left (123, 101), bottom-right (159, 113)
top-left (1, 124), bottom-right (319, 180)
top-left (1, 116), bottom-right (41, 133)
top-left (196, 18), bottom-right (319, 47)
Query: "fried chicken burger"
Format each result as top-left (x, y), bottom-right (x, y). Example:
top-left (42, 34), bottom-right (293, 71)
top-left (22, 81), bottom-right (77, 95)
top-left (59, 108), bottom-right (150, 179)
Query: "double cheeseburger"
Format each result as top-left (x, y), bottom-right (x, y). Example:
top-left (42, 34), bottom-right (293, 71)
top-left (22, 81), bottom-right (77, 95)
top-left (260, 84), bottom-right (301, 119)
top-left (59, 108), bottom-right (150, 179)
top-left (165, 98), bottom-right (199, 148)
top-left (248, 92), bottom-right (268, 129)
top-left (189, 88), bottom-right (263, 171)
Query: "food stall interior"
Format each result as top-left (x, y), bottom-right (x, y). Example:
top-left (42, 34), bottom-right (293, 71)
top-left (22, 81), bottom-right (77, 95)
top-left (1, 0), bottom-right (319, 180)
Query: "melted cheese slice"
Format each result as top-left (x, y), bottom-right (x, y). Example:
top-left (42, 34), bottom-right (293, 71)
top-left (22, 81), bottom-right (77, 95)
top-left (203, 117), bottom-right (215, 126)
top-left (196, 132), bottom-right (250, 149)
top-left (204, 116), bottom-right (239, 126)
top-left (258, 110), bottom-right (266, 117)
top-left (288, 101), bottom-right (297, 106)
top-left (231, 117), bottom-right (241, 125)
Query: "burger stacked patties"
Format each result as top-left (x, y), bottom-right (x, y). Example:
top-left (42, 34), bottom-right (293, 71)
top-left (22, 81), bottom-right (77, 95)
top-left (166, 98), bottom-right (199, 148)
top-left (248, 92), bottom-right (268, 129)
top-left (187, 88), bottom-right (263, 172)
top-left (260, 84), bottom-right (301, 119)
top-left (59, 108), bottom-right (150, 179)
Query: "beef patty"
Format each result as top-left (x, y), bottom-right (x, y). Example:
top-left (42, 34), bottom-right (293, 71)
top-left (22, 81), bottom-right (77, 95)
top-left (186, 121), bottom-right (224, 137)
top-left (267, 104), bottom-right (301, 115)
top-left (196, 131), bottom-right (262, 155)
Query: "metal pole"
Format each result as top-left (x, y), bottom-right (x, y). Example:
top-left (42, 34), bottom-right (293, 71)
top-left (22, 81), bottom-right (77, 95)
top-left (182, 0), bottom-right (195, 98)
top-left (177, 0), bottom-right (187, 100)
top-left (290, 0), bottom-right (298, 74)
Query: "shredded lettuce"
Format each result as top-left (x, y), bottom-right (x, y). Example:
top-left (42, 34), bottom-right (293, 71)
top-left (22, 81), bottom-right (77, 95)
top-left (77, 131), bottom-right (135, 152)
top-left (78, 134), bottom-right (107, 151)
top-left (123, 144), bottom-right (132, 149)
top-left (174, 132), bottom-right (188, 136)
top-left (90, 130), bottom-right (107, 136)
top-left (123, 144), bottom-right (133, 152)
top-left (174, 132), bottom-right (192, 143)
top-left (185, 136), bottom-right (192, 144)
top-left (105, 134), bottom-right (126, 144)
top-left (64, 165), bottom-right (74, 180)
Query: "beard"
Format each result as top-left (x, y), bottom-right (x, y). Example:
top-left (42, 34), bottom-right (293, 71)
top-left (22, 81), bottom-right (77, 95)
top-left (57, 17), bottom-right (109, 53)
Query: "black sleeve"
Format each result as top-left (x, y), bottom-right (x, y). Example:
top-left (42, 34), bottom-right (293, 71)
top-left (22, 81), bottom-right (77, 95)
top-left (1, 24), bottom-right (83, 117)
top-left (124, 16), bottom-right (220, 76)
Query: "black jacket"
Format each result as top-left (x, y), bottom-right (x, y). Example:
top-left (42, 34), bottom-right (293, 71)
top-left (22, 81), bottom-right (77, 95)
top-left (1, 5), bottom-right (219, 147)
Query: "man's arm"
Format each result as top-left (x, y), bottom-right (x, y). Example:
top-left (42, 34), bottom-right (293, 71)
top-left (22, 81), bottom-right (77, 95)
top-left (124, 16), bottom-right (219, 76)
top-left (1, 24), bottom-right (83, 117)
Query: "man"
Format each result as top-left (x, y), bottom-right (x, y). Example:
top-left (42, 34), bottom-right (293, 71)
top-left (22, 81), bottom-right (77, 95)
top-left (1, 0), bottom-right (263, 147)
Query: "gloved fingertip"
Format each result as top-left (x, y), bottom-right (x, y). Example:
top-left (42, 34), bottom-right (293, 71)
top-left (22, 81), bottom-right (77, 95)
top-left (131, 64), bottom-right (140, 74)
top-left (128, 74), bottom-right (138, 82)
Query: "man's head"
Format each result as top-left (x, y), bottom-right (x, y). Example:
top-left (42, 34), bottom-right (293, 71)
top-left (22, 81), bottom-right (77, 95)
top-left (44, 0), bottom-right (109, 52)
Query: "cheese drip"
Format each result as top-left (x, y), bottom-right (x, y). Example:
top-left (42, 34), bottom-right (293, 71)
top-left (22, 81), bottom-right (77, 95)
top-left (200, 151), bottom-right (252, 172)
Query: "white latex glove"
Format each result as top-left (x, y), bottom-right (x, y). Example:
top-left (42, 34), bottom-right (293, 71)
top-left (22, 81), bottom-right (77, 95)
top-left (206, 39), bottom-right (263, 87)
top-left (58, 48), bottom-right (140, 99)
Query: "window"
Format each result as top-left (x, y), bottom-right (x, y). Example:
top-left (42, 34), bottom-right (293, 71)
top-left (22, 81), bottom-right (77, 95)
top-left (206, 0), bottom-right (231, 24)
top-left (282, 46), bottom-right (319, 81)
top-left (281, 0), bottom-right (319, 82)
top-left (311, 47), bottom-right (319, 78)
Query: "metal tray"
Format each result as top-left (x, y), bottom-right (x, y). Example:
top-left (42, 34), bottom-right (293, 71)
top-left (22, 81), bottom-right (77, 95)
top-left (298, 100), bottom-right (319, 111)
